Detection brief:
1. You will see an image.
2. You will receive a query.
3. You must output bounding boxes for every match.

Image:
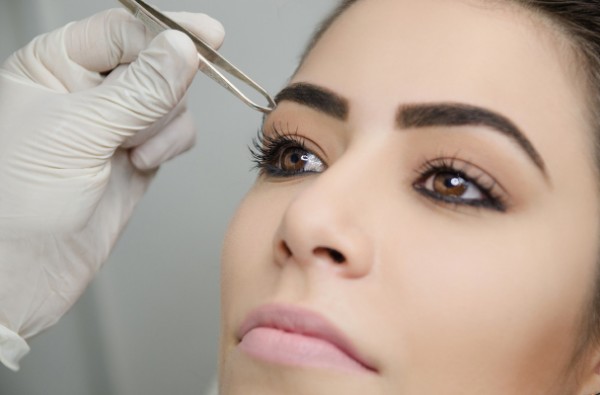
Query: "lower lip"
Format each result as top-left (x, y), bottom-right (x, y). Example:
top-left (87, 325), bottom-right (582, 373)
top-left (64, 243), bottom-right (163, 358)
top-left (238, 327), bottom-right (370, 373)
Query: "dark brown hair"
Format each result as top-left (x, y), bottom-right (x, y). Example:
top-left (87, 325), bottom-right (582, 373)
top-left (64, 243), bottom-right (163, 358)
top-left (299, 0), bottom-right (600, 377)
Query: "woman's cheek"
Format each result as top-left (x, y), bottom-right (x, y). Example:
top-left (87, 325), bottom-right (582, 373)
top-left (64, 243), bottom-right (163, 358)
top-left (222, 182), bottom-right (298, 302)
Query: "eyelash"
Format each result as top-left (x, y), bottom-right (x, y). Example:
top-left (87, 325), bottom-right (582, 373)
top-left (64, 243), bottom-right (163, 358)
top-left (413, 157), bottom-right (507, 212)
top-left (250, 130), bottom-right (507, 212)
top-left (250, 127), bottom-right (326, 178)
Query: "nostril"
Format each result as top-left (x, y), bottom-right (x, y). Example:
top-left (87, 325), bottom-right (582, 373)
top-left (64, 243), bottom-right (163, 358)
top-left (281, 241), bottom-right (293, 258)
top-left (314, 247), bottom-right (346, 264)
top-left (329, 249), bottom-right (346, 264)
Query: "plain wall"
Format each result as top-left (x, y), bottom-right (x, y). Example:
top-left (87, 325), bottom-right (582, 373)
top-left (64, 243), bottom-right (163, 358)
top-left (0, 1), bottom-right (336, 394)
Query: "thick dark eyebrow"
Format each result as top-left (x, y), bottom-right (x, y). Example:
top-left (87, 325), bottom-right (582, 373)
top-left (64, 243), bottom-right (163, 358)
top-left (272, 83), bottom-right (547, 180)
top-left (398, 103), bottom-right (547, 178)
top-left (274, 83), bottom-right (349, 120)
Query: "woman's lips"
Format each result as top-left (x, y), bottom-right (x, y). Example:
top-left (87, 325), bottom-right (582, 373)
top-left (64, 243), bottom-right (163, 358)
top-left (236, 304), bottom-right (377, 373)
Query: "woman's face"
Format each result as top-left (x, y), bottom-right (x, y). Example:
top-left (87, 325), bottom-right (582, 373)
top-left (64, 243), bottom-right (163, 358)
top-left (220, 0), bottom-right (600, 394)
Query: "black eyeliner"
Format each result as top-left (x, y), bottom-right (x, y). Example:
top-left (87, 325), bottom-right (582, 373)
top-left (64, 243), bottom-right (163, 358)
top-left (413, 157), bottom-right (507, 212)
top-left (249, 127), bottom-right (324, 178)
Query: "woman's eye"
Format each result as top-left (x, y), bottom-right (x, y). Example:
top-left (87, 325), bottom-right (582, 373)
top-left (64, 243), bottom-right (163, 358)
top-left (424, 171), bottom-right (483, 200)
top-left (277, 147), bottom-right (324, 174)
top-left (413, 160), bottom-right (506, 212)
top-left (250, 132), bottom-right (326, 178)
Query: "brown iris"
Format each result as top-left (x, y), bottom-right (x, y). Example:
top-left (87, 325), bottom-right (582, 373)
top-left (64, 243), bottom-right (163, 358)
top-left (433, 172), bottom-right (468, 197)
top-left (279, 148), bottom-right (308, 172)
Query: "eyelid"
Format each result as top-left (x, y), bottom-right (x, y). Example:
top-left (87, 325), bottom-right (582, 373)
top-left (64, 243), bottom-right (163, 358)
top-left (413, 156), bottom-right (511, 212)
top-left (416, 157), bottom-right (507, 190)
top-left (261, 119), bottom-right (330, 163)
top-left (250, 126), bottom-right (328, 178)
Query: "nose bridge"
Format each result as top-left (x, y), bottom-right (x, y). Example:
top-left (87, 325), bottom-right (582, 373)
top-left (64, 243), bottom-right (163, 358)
top-left (274, 149), bottom-right (377, 278)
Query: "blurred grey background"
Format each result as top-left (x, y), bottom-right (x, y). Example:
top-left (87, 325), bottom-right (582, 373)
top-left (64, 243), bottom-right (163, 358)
top-left (0, 1), bottom-right (336, 394)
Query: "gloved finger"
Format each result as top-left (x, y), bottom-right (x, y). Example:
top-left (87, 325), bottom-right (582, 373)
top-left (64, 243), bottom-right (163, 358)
top-left (2, 9), bottom-right (144, 92)
top-left (101, 64), bottom-right (188, 149)
top-left (165, 12), bottom-right (225, 50)
top-left (121, 97), bottom-right (188, 149)
top-left (130, 110), bottom-right (197, 171)
top-left (78, 30), bottom-right (198, 152)
top-left (3, 9), bottom-right (224, 93)
top-left (65, 9), bottom-right (147, 74)
top-left (66, 9), bottom-right (225, 73)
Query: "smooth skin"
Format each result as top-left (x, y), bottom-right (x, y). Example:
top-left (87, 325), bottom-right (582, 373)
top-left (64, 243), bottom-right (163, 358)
top-left (220, 0), bottom-right (600, 393)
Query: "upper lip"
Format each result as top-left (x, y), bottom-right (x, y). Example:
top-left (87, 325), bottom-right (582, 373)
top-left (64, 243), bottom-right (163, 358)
top-left (237, 304), bottom-right (378, 372)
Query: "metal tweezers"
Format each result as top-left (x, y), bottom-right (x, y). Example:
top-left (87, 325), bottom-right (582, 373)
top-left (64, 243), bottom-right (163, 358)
top-left (118, 0), bottom-right (275, 113)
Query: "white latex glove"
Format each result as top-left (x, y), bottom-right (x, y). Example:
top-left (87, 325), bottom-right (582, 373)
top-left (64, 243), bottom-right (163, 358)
top-left (0, 9), bottom-right (225, 371)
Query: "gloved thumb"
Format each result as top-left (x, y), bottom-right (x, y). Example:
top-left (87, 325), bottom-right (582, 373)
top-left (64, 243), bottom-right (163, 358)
top-left (80, 29), bottom-right (199, 153)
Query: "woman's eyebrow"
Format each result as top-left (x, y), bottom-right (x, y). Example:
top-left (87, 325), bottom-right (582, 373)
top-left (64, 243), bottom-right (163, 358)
top-left (274, 83), bottom-right (349, 120)
top-left (398, 103), bottom-right (548, 179)
top-left (273, 83), bottom-right (548, 181)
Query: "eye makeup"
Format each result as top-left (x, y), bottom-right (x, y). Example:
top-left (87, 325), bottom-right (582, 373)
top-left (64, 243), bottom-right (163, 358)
top-left (251, 112), bottom-right (513, 213)
top-left (250, 126), bottom-right (327, 178)
top-left (413, 156), bottom-right (509, 212)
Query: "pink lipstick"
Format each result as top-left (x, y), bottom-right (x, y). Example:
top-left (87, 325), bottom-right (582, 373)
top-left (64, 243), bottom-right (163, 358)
top-left (237, 304), bottom-right (377, 373)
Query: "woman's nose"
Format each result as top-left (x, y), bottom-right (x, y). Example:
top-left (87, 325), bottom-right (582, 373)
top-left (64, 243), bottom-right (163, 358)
top-left (272, 175), bottom-right (375, 279)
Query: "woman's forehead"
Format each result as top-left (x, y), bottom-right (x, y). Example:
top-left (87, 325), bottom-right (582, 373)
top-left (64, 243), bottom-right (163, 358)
top-left (297, 0), bottom-right (577, 96)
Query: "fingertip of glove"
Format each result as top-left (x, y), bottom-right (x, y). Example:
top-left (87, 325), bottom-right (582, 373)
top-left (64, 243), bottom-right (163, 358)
top-left (130, 149), bottom-right (155, 171)
top-left (149, 30), bottom-right (199, 80)
top-left (201, 14), bottom-right (226, 48)
top-left (192, 13), bottom-right (226, 49)
top-left (157, 30), bottom-right (199, 62)
top-left (165, 12), bottom-right (225, 49)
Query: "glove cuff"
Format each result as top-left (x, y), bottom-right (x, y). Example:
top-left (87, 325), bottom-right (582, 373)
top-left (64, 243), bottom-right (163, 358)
top-left (0, 324), bottom-right (30, 371)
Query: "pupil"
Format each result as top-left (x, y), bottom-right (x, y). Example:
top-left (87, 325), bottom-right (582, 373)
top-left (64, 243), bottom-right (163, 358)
top-left (290, 153), bottom-right (301, 164)
top-left (433, 172), bottom-right (468, 197)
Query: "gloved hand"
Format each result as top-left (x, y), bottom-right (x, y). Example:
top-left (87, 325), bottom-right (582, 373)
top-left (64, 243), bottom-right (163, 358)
top-left (0, 9), bottom-right (225, 371)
